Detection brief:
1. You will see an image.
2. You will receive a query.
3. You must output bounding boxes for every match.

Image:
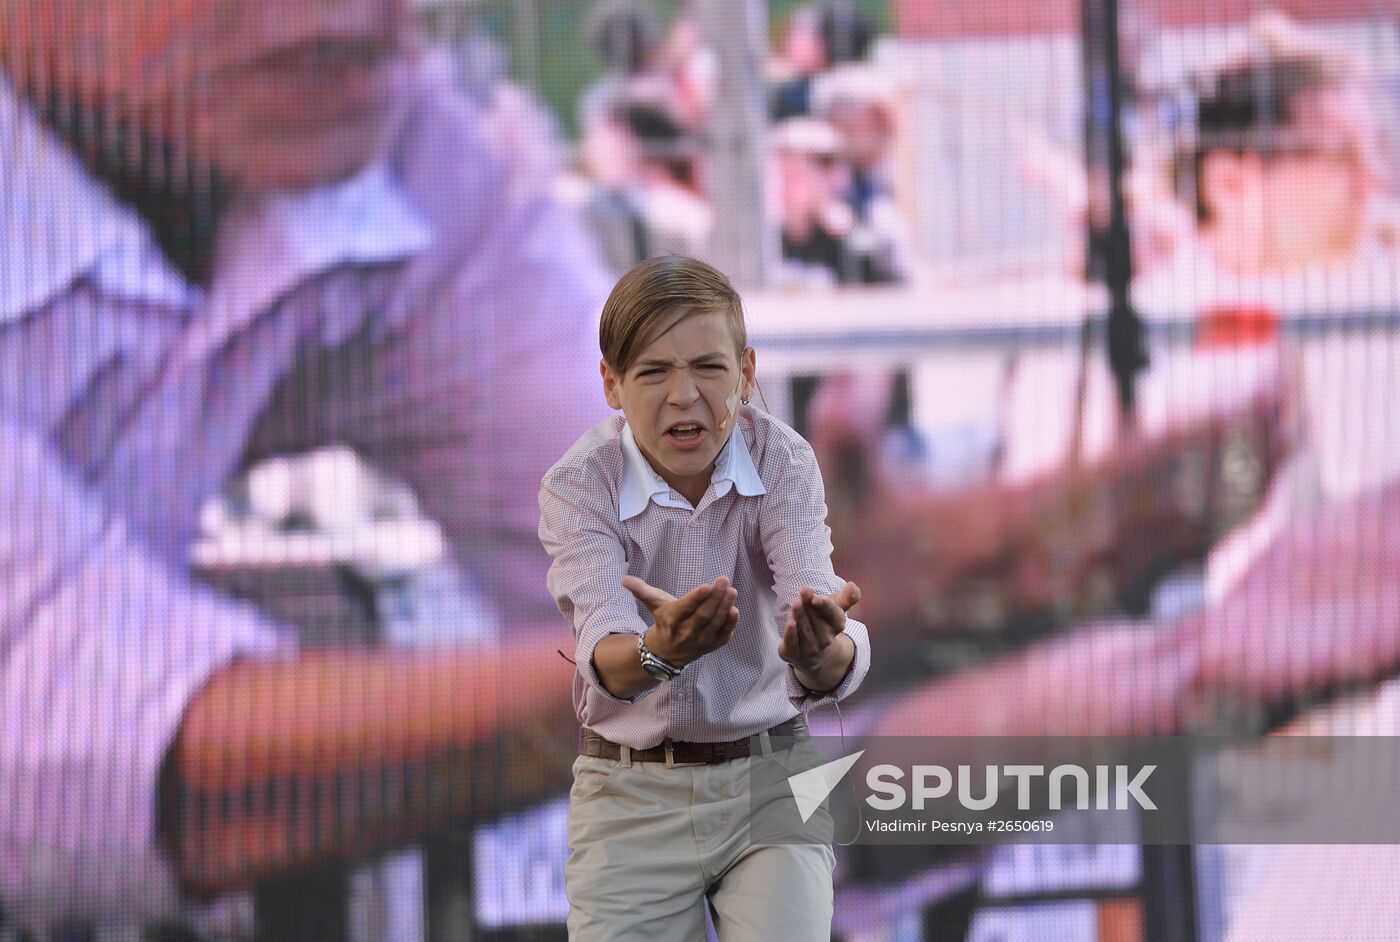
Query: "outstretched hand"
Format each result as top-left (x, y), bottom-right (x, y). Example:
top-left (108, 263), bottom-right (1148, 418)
top-left (779, 581), bottom-right (861, 676)
top-left (623, 575), bottom-right (740, 667)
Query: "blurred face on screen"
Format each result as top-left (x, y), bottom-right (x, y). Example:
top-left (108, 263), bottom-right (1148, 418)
top-left (1200, 84), bottom-right (1384, 273)
top-left (784, 14), bottom-right (827, 75)
top-left (827, 100), bottom-right (893, 171)
top-left (0, 0), bottom-right (414, 191)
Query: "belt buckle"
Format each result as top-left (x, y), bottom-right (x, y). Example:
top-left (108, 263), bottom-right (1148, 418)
top-left (663, 739), bottom-right (706, 768)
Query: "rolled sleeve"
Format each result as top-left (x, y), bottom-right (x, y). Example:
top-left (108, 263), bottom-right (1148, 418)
top-left (0, 422), bottom-right (287, 930)
top-left (538, 465), bottom-right (655, 705)
top-left (760, 436), bottom-right (873, 711)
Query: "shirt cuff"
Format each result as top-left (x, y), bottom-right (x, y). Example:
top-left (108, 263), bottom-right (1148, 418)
top-left (575, 627), bottom-right (662, 705)
top-left (786, 618), bottom-right (871, 712)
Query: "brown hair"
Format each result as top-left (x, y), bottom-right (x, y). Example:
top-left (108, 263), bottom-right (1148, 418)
top-left (599, 255), bottom-right (748, 372)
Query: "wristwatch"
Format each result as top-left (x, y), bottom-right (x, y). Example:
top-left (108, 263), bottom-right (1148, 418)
top-left (638, 633), bottom-right (683, 682)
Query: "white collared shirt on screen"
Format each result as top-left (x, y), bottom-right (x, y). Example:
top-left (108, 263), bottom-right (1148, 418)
top-left (0, 69), bottom-right (612, 931)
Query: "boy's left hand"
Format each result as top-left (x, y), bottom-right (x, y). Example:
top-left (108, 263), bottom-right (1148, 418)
top-left (779, 582), bottom-right (861, 676)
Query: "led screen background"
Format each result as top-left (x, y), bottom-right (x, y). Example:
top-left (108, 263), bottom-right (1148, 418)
top-left (2, 1), bottom-right (1399, 940)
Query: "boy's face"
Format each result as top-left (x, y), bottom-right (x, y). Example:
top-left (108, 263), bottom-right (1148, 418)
top-left (602, 308), bottom-right (757, 500)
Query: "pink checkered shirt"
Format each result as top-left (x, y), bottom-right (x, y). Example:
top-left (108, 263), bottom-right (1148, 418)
top-left (539, 405), bottom-right (871, 749)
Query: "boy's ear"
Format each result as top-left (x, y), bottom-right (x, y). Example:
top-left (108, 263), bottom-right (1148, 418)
top-left (600, 359), bottom-right (623, 410)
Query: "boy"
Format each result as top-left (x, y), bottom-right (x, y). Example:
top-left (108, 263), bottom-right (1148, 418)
top-left (538, 255), bottom-right (871, 939)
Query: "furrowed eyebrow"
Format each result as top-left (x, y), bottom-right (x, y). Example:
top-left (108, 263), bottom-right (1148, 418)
top-left (632, 352), bottom-right (729, 370)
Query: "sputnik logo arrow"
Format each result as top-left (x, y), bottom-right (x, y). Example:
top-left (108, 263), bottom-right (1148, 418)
top-left (786, 750), bottom-right (865, 823)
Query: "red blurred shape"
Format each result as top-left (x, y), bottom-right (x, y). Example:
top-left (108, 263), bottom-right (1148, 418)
top-left (1195, 304), bottom-right (1280, 350)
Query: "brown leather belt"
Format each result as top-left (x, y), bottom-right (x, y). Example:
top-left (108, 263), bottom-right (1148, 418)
top-left (580, 719), bottom-right (807, 765)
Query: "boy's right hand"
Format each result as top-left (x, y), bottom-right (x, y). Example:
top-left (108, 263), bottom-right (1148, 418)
top-left (622, 576), bottom-right (740, 667)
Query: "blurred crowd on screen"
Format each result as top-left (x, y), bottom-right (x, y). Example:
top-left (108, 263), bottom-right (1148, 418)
top-left (554, 0), bottom-right (916, 286)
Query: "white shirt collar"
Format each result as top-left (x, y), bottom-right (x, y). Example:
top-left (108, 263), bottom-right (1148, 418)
top-left (0, 77), bottom-right (431, 330)
top-left (174, 158), bottom-right (432, 366)
top-left (0, 77), bottom-right (194, 320)
top-left (618, 419), bottom-right (766, 521)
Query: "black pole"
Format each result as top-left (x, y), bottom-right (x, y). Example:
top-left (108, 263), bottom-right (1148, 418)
top-left (1081, 0), bottom-right (1147, 420)
top-left (1081, 1), bottom-right (1196, 936)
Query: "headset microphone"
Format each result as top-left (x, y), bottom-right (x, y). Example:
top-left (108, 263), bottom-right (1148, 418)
top-left (717, 382), bottom-right (743, 433)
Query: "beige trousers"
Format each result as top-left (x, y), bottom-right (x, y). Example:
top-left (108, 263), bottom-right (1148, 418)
top-left (565, 733), bottom-right (836, 941)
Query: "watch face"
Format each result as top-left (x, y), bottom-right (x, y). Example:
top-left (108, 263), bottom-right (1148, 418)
top-left (638, 635), bottom-right (678, 681)
top-left (642, 659), bottom-right (674, 682)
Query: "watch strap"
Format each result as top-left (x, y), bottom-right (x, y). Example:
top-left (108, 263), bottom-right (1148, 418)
top-left (638, 633), bottom-right (683, 680)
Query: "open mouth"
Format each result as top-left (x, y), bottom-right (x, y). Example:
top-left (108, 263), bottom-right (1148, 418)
top-left (664, 422), bottom-right (707, 447)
